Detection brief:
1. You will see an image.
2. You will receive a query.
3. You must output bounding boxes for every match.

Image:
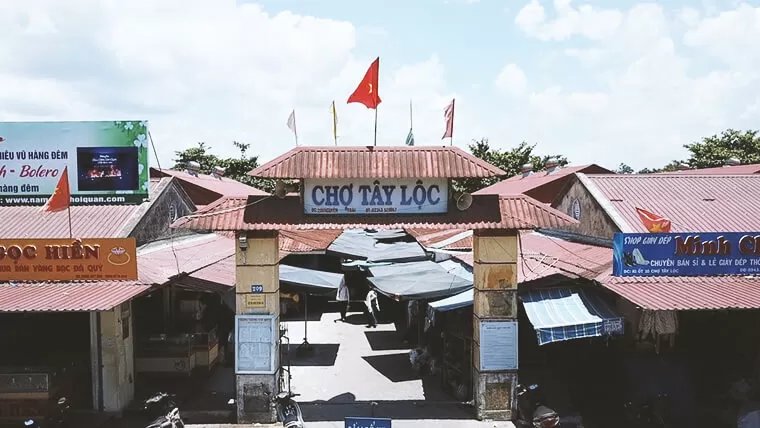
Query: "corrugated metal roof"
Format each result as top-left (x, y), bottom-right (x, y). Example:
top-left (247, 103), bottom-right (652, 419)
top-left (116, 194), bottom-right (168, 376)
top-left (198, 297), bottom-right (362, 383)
top-left (519, 231), bottom-right (760, 311)
top-left (0, 180), bottom-right (164, 238)
top-left (597, 274), bottom-right (760, 310)
top-left (475, 164), bottom-right (612, 197)
top-left (152, 168), bottom-right (267, 196)
top-left (663, 163), bottom-right (760, 175)
top-left (0, 282), bottom-right (150, 312)
top-left (171, 194), bottom-right (578, 231)
top-left (405, 229), bottom-right (468, 247)
top-left (280, 230), bottom-right (342, 253)
top-left (586, 174), bottom-right (760, 232)
top-left (137, 234), bottom-right (235, 285)
top-left (248, 146), bottom-right (507, 179)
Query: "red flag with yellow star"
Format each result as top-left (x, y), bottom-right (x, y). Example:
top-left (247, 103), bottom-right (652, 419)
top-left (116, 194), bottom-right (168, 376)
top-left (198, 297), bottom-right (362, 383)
top-left (42, 166), bottom-right (70, 213)
top-left (347, 57), bottom-right (381, 109)
top-left (635, 207), bottom-right (671, 233)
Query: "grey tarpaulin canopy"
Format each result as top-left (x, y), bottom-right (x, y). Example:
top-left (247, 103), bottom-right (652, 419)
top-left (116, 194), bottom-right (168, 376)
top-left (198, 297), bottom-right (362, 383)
top-left (367, 260), bottom-right (473, 301)
top-left (279, 264), bottom-right (344, 296)
top-left (328, 229), bottom-right (427, 263)
top-left (278, 264), bottom-right (345, 352)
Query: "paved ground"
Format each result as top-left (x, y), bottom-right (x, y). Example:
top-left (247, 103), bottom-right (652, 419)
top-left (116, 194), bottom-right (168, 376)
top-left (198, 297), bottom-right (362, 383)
top-left (280, 309), bottom-right (490, 423)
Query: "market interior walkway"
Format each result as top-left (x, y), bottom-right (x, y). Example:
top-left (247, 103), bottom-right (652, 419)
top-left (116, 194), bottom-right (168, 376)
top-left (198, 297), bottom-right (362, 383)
top-left (283, 306), bottom-right (475, 422)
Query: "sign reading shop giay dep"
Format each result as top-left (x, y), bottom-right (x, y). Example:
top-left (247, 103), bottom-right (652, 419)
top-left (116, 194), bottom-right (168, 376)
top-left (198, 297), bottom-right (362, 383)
top-left (0, 238), bottom-right (138, 281)
top-left (303, 179), bottom-right (448, 215)
top-left (613, 232), bottom-right (760, 277)
top-left (0, 121), bottom-right (150, 206)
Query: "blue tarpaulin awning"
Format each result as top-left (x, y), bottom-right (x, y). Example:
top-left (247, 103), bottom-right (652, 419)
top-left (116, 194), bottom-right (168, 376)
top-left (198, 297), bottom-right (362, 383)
top-left (520, 288), bottom-right (624, 346)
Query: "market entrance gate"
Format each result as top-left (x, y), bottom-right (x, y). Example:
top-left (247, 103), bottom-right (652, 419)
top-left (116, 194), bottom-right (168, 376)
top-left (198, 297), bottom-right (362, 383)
top-left (172, 146), bottom-right (577, 423)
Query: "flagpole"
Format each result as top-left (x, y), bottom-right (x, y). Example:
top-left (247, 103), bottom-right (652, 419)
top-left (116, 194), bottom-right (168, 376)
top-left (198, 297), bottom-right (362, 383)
top-left (332, 101), bottom-right (338, 146)
top-left (450, 99), bottom-right (455, 146)
top-left (409, 99), bottom-right (413, 131)
top-left (67, 206), bottom-right (72, 239)
top-left (294, 111), bottom-right (299, 146)
top-left (373, 108), bottom-right (378, 146)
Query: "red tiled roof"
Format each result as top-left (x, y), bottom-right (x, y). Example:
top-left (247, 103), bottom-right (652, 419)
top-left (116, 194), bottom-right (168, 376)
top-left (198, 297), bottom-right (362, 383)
top-left (152, 168), bottom-right (266, 197)
top-left (171, 194), bottom-right (578, 231)
top-left (475, 164), bottom-right (612, 199)
top-left (586, 174), bottom-right (760, 232)
top-left (665, 164), bottom-right (760, 175)
top-left (248, 146), bottom-right (507, 179)
top-left (137, 234), bottom-right (235, 285)
top-left (0, 282), bottom-right (150, 312)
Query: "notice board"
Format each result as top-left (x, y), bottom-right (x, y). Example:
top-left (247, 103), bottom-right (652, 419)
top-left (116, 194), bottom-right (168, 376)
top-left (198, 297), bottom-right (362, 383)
top-left (234, 314), bottom-right (277, 374)
top-left (479, 320), bottom-right (518, 371)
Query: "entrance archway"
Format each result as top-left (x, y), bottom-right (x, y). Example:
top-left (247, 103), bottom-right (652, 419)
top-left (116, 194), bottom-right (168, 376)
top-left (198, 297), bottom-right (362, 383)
top-left (172, 146), bottom-right (577, 423)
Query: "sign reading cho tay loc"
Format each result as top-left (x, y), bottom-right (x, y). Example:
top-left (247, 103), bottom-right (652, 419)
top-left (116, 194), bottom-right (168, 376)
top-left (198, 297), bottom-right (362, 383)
top-left (303, 179), bottom-right (449, 215)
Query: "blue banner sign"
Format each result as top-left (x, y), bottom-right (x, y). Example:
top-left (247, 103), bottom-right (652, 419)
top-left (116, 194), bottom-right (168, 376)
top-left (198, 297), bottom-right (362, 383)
top-left (345, 417), bottom-right (392, 428)
top-left (613, 232), bottom-right (760, 277)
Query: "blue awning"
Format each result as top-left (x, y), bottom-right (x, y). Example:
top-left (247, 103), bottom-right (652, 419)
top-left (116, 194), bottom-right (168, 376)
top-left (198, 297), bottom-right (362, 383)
top-left (520, 288), bottom-right (624, 346)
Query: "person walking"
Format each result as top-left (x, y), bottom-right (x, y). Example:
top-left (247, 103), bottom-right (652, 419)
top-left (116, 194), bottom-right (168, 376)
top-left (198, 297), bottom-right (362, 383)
top-left (335, 277), bottom-right (350, 322)
top-left (365, 289), bottom-right (379, 328)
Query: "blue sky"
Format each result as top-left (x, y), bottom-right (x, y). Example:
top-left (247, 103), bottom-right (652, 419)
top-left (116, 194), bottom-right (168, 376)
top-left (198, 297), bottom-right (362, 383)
top-left (0, 0), bottom-right (758, 171)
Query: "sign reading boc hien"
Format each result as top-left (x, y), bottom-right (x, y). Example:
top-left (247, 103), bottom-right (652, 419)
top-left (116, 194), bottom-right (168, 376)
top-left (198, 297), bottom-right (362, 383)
top-left (0, 238), bottom-right (138, 281)
top-left (303, 179), bottom-right (448, 215)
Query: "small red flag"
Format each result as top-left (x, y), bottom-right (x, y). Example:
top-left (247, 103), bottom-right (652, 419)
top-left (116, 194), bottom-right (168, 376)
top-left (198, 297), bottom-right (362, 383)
top-left (347, 57), bottom-right (381, 109)
top-left (42, 166), bottom-right (71, 213)
top-left (442, 99), bottom-right (455, 139)
top-left (635, 207), bottom-right (671, 233)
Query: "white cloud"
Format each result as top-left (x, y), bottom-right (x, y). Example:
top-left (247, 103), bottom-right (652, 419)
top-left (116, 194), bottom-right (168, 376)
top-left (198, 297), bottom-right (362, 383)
top-left (495, 64), bottom-right (528, 97)
top-left (0, 0), bottom-right (458, 167)
top-left (515, 0), bottom-right (623, 41)
top-left (505, 1), bottom-right (760, 170)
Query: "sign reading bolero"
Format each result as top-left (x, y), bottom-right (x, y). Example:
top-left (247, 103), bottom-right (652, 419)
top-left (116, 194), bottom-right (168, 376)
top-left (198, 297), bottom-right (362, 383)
top-left (0, 121), bottom-right (150, 206)
top-left (613, 232), bottom-right (760, 277)
top-left (0, 238), bottom-right (138, 281)
top-left (303, 179), bottom-right (448, 215)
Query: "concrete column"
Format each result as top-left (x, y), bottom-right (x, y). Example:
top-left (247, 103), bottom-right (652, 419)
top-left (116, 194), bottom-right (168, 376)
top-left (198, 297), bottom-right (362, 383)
top-left (472, 230), bottom-right (519, 420)
top-left (98, 303), bottom-right (135, 412)
top-left (234, 231), bottom-right (280, 423)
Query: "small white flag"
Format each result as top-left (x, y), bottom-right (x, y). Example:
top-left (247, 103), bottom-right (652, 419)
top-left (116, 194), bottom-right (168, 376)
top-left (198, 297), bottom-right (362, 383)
top-left (286, 110), bottom-right (298, 145)
top-left (287, 110), bottom-right (297, 134)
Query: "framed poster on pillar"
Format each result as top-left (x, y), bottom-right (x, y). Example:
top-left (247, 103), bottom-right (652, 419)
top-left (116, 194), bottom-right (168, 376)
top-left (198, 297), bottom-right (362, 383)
top-left (234, 314), bottom-right (278, 375)
top-left (479, 320), bottom-right (518, 371)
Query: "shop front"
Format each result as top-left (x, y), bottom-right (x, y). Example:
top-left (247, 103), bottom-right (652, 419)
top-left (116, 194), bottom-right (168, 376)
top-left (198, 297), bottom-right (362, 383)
top-left (172, 145), bottom-right (579, 423)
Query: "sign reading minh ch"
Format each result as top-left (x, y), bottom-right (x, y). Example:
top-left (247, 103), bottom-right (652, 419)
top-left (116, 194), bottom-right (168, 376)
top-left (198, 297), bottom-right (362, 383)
top-left (613, 232), bottom-right (760, 277)
top-left (0, 121), bottom-right (150, 206)
top-left (303, 179), bottom-right (448, 215)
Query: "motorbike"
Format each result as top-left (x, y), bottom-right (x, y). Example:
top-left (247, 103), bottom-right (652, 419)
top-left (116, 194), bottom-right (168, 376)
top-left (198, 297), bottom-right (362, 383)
top-left (515, 383), bottom-right (560, 428)
top-left (274, 333), bottom-right (304, 428)
top-left (23, 396), bottom-right (70, 428)
top-left (142, 392), bottom-right (185, 428)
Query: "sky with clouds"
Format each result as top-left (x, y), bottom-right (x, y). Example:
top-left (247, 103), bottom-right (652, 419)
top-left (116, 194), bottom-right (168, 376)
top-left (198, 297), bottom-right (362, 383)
top-left (0, 0), bottom-right (758, 172)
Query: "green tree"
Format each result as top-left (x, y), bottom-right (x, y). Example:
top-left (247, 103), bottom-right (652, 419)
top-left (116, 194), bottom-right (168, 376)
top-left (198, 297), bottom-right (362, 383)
top-left (636, 160), bottom-right (684, 174)
top-left (172, 142), bottom-right (276, 193)
top-left (454, 138), bottom-right (568, 193)
top-left (683, 129), bottom-right (760, 168)
top-left (616, 163), bottom-right (634, 174)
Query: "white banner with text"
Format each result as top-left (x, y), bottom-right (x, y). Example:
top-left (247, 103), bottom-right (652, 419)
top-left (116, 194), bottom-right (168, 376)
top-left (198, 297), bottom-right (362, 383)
top-left (303, 178), bottom-right (449, 215)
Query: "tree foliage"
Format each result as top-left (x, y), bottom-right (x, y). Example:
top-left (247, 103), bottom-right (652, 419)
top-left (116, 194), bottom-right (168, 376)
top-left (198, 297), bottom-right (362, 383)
top-left (172, 142), bottom-right (275, 193)
top-left (454, 138), bottom-right (569, 193)
top-left (683, 129), bottom-right (760, 168)
top-left (616, 163), bottom-right (634, 174)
